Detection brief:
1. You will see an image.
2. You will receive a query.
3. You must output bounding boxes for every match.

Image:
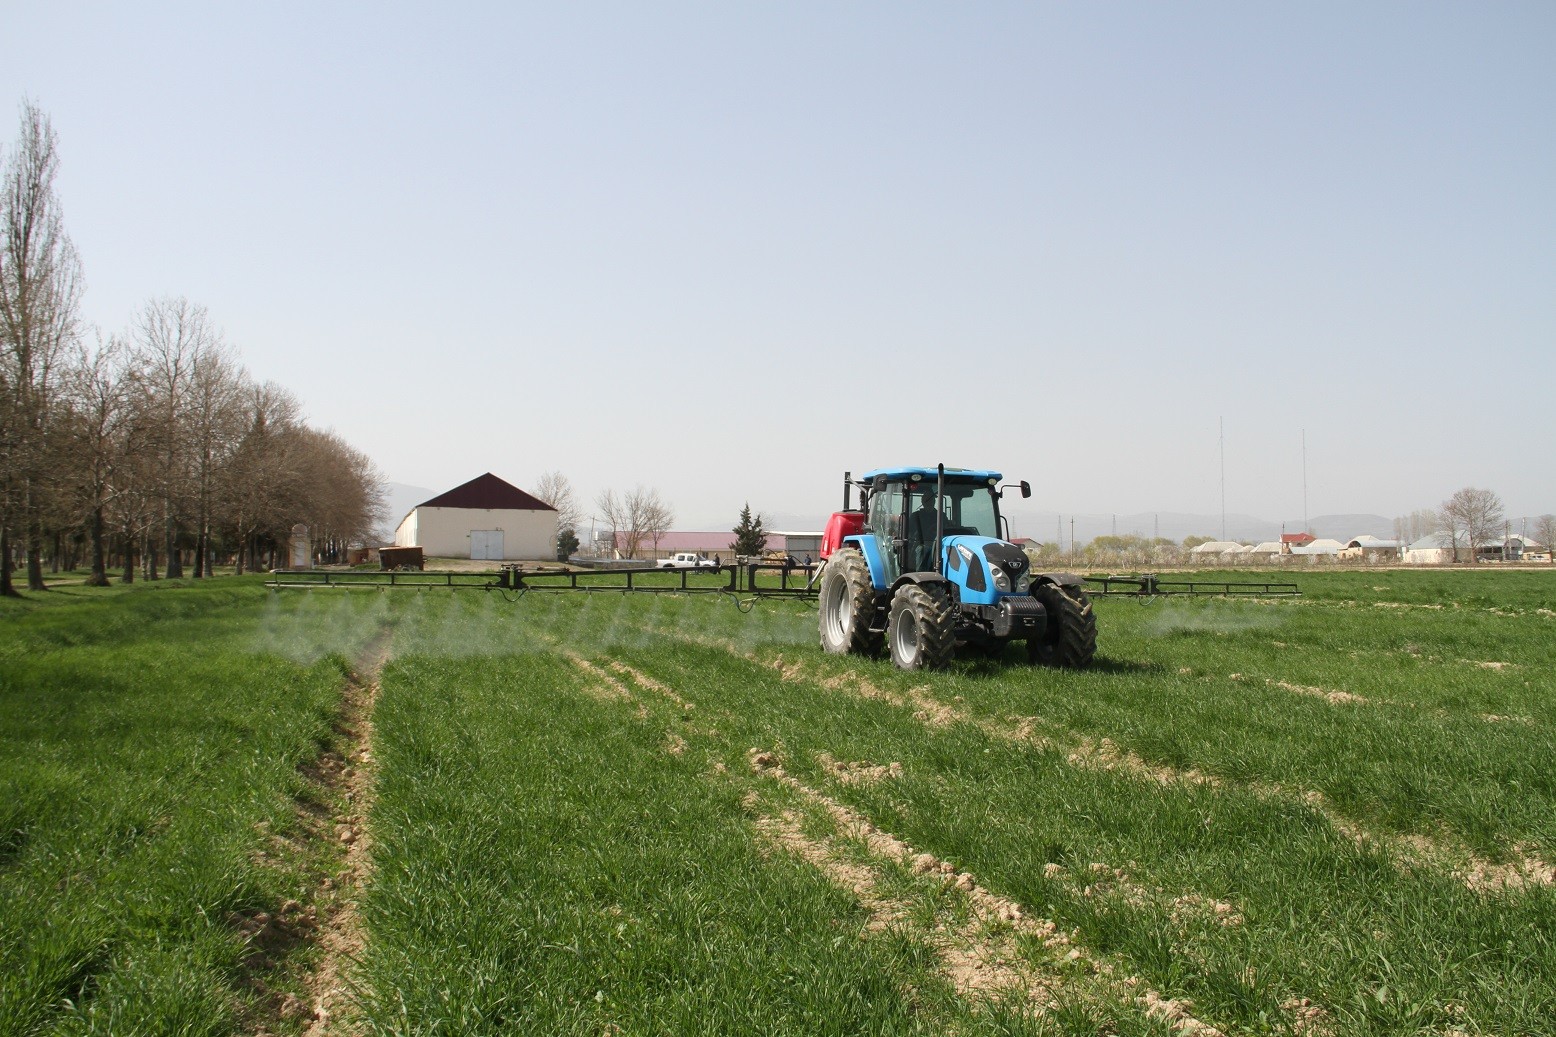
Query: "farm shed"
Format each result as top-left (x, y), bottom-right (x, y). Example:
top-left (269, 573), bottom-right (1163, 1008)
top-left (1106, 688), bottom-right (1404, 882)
top-left (1340, 536), bottom-right (1402, 563)
top-left (1291, 538), bottom-right (1344, 556)
top-left (769, 530), bottom-right (824, 561)
top-left (1475, 534), bottom-right (1545, 562)
top-left (1190, 541), bottom-right (1246, 563)
top-left (1403, 532), bottom-right (1469, 565)
top-left (1247, 542), bottom-right (1284, 561)
top-left (394, 473), bottom-right (557, 561)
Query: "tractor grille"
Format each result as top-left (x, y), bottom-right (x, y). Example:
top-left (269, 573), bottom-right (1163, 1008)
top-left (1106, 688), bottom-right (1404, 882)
top-left (1000, 596), bottom-right (1044, 616)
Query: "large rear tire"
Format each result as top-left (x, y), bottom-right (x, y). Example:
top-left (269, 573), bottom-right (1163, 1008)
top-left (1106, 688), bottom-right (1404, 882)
top-left (887, 583), bottom-right (955, 670)
top-left (819, 549), bottom-right (882, 656)
top-left (1028, 584), bottom-right (1096, 668)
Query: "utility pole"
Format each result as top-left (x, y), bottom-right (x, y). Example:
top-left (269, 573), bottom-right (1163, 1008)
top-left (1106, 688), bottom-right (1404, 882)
top-left (1302, 428), bottom-right (1309, 534)
top-left (1219, 416), bottom-right (1226, 542)
top-left (1070, 516), bottom-right (1075, 554)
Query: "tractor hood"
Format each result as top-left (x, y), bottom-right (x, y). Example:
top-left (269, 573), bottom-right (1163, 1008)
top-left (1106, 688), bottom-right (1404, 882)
top-left (941, 535), bottom-right (1031, 605)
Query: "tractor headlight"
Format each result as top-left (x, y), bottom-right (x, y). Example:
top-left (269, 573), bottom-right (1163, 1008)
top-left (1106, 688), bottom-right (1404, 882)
top-left (990, 564), bottom-right (1011, 593)
top-left (1015, 573), bottom-right (1031, 594)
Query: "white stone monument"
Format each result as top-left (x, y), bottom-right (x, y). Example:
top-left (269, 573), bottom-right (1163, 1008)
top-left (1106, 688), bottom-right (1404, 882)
top-left (289, 524), bottom-right (312, 569)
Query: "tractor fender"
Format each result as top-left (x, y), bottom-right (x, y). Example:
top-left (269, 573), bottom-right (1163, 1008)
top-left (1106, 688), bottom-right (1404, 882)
top-left (890, 572), bottom-right (952, 596)
top-left (1034, 571), bottom-right (1085, 590)
top-left (842, 533), bottom-right (891, 590)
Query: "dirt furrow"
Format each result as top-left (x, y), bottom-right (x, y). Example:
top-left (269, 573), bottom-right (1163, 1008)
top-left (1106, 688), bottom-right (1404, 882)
top-left (260, 629), bottom-right (392, 1037)
top-left (754, 650), bottom-right (1554, 895)
top-left (746, 748), bottom-right (1234, 1035)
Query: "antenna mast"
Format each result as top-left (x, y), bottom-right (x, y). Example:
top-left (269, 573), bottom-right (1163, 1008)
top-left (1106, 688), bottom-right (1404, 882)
top-left (1219, 416), bottom-right (1226, 541)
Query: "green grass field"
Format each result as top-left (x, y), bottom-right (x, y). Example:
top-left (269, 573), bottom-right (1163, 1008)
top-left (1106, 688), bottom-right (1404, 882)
top-left (2, 570), bottom-right (1553, 1035)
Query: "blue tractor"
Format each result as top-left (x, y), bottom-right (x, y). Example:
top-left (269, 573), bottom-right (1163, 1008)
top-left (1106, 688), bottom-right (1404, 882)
top-left (818, 464), bottom-right (1096, 670)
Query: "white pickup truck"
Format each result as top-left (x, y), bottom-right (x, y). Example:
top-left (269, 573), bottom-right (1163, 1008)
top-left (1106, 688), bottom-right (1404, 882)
top-left (657, 552), bottom-right (718, 569)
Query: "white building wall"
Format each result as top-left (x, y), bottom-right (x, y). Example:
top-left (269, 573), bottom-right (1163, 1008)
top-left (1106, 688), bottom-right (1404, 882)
top-left (394, 510), bottom-right (418, 548)
top-left (398, 506), bottom-right (556, 560)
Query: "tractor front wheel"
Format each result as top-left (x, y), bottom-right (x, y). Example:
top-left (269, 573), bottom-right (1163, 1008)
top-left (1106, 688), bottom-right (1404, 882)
top-left (819, 549), bottom-right (882, 656)
top-left (1028, 584), bottom-right (1096, 668)
top-left (887, 583), bottom-right (955, 670)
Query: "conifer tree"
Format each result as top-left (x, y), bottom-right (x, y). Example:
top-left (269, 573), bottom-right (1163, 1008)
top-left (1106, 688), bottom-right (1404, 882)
top-left (730, 502), bottom-right (768, 558)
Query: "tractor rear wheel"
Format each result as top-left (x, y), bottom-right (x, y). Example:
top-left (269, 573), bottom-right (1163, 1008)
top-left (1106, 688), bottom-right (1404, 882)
top-left (1028, 584), bottom-right (1096, 668)
top-left (819, 549), bottom-right (882, 656)
top-left (887, 583), bottom-right (955, 670)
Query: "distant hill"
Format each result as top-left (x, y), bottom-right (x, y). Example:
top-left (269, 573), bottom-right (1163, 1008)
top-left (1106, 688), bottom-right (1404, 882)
top-left (378, 482), bottom-right (435, 538)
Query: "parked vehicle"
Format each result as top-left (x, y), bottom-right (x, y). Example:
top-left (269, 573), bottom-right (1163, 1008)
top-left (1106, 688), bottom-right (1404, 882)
top-left (657, 552), bottom-right (718, 569)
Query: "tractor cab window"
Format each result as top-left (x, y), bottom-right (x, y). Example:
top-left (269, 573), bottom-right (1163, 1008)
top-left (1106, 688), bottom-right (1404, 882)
top-left (905, 482), bottom-right (999, 571)
top-left (866, 483), bottom-right (903, 583)
top-left (938, 484), bottom-right (999, 540)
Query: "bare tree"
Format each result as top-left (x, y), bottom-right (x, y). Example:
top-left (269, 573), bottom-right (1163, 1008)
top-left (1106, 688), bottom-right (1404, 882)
top-left (58, 335), bottom-right (130, 585)
top-left (533, 469), bottom-right (583, 553)
top-left (1440, 487), bottom-right (1504, 564)
top-left (179, 337), bottom-right (246, 575)
top-left (636, 486), bottom-right (674, 557)
top-left (287, 427), bottom-right (385, 563)
top-left (596, 485), bottom-right (674, 560)
top-left (1534, 515), bottom-right (1556, 565)
top-left (0, 101), bottom-right (82, 594)
top-left (134, 297), bottom-right (227, 578)
top-left (1393, 508), bottom-right (1439, 546)
top-left (220, 381), bottom-right (303, 574)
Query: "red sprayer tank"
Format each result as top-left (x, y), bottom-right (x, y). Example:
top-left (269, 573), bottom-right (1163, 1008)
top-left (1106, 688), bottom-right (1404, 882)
top-left (820, 511), bottom-right (865, 559)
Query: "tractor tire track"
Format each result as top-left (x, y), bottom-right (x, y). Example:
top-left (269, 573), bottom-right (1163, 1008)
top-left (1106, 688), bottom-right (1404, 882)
top-left (246, 627), bottom-right (392, 1037)
top-left (297, 629), bottom-right (391, 1037)
top-left (745, 748), bottom-right (1238, 1035)
top-left (553, 638), bottom-right (1332, 1033)
top-left (751, 650), bottom-right (1556, 895)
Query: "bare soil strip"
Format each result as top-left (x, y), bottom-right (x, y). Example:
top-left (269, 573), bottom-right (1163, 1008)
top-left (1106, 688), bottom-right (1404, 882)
top-left (746, 748), bottom-right (1235, 1035)
top-left (261, 630), bottom-right (392, 1037)
top-left (755, 652), bottom-right (1555, 895)
top-left (1228, 673), bottom-right (1373, 706)
top-left (564, 644), bottom-right (1336, 1032)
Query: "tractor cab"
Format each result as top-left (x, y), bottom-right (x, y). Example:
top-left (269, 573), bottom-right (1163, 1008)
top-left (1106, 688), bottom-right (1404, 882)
top-left (818, 464), bottom-right (1096, 671)
top-left (861, 468), bottom-right (1005, 583)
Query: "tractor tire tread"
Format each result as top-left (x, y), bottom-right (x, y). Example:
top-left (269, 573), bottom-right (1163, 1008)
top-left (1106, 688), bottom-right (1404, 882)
top-left (888, 583), bottom-right (956, 670)
top-left (1029, 584), bottom-right (1097, 668)
top-left (820, 549), bottom-right (882, 656)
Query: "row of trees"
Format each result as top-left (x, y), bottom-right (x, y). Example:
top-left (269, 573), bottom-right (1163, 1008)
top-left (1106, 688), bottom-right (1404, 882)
top-left (0, 102), bottom-right (383, 593)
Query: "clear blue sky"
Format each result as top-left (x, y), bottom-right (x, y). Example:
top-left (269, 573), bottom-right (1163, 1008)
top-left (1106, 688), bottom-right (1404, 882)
top-left (7, 2), bottom-right (1553, 532)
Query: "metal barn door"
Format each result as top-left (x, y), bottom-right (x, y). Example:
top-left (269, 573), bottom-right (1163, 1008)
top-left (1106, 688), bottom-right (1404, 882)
top-left (470, 530), bottom-right (504, 560)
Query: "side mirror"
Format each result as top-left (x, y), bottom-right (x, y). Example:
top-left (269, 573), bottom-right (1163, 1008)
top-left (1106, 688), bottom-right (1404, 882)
top-left (1020, 481), bottom-right (1031, 499)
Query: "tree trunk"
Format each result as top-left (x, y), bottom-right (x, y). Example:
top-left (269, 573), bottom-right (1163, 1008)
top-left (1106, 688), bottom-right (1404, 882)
top-left (194, 528), bottom-right (206, 578)
top-left (86, 507), bottom-right (109, 587)
top-left (121, 528), bottom-right (135, 584)
top-left (146, 534), bottom-right (159, 581)
top-left (0, 526), bottom-right (17, 598)
top-left (165, 527), bottom-right (182, 577)
top-left (26, 521), bottom-right (47, 592)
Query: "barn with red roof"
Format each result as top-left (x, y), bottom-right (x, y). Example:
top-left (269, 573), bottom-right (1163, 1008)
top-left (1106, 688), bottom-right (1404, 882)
top-left (393, 473), bottom-right (557, 561)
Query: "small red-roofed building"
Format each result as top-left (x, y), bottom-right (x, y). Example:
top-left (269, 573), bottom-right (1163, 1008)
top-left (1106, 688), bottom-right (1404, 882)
top-left (1280, 532), bottom-right (1315, 555)
top-left (394, 473), bottom-right (558, 560)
